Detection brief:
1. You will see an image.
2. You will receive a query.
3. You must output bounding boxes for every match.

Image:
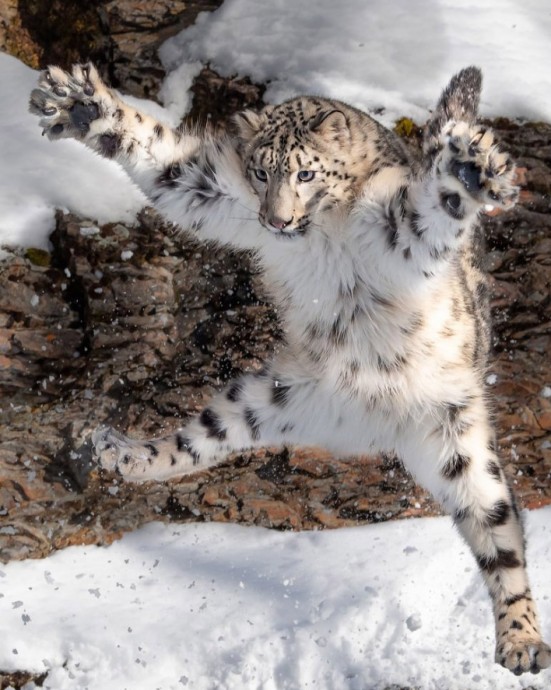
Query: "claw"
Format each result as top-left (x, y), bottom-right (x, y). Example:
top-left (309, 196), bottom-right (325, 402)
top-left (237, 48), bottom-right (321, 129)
top-left (470, 128), bottom-right (489, 147)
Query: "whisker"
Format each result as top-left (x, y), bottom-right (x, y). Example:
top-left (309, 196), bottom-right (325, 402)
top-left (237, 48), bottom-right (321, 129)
top-left (235, 200), bottom-right (259, 216)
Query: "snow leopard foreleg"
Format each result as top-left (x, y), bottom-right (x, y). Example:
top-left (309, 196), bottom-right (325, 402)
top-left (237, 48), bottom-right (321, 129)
top-left (93, 366), bottom-right (321, 482)
top-left (29, 63), bottom-right (201, 194)
top-left (400, 399), bottom-right (551, 675)
top-left (30, 63), bottom-right (263, 250)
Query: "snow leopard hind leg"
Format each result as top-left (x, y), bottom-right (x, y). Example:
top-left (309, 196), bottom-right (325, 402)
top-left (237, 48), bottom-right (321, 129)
top-left (399, 399), bottom-right (551, 676)
top-left (398, 67), bottom-right (549, 675)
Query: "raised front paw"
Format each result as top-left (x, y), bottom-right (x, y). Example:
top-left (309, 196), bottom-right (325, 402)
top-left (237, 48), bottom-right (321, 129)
top-left (437, 121), bottom-right (518, 217)
top-left (29, 63), bottom-right (106, 139)
top-left (496, 636), bottom-right (551, 676)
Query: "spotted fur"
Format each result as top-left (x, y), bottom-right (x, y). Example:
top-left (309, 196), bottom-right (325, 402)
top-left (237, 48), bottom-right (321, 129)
top-left (30, 63), bottom-right (549, 675)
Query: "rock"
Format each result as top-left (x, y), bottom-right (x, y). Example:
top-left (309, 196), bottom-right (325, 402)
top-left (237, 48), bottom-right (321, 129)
top-left (0, 0), bottom-right (226, 100)
top-left (0, 119), bottom-right (550, 567)
top-left (4, 0), bottom-right (108, 71)
top-left (241, 498), bottom-right (302, 529)
top-left (187, 67), bottom-right (265, 128)
top-left (103, 0), bottom-right (190, 33)
top-left (0, 0), bottom-right (41, 67)
top-left (0, 7), bottom-right (550, 575)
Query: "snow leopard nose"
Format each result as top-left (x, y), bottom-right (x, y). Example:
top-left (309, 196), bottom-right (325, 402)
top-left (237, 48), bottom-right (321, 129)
top-left (268, 216), bottom-right (293, 230)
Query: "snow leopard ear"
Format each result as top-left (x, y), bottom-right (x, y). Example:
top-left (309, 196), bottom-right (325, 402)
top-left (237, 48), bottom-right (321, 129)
top-left (424, 66), bottom-right (482, 158)
top-left (232, 109), bottom-right (268, 142)
top-left (309, 109), bottom-right (350, 144)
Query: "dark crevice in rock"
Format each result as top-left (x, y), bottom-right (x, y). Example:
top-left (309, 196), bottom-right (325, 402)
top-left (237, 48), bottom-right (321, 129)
top-left (50, 210), bottom-right (92, 356)
top-left (17, 0), bottom-right (109, 71)
top-left (255, 449), bottom-right (295, 484)
top-left (186, 67), bottom-right (266, 129)
top-left (45, 430), bottom-right (96, 492)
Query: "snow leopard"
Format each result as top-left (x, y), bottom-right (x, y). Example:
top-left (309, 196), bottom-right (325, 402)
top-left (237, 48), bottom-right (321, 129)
top-left (30, 62), bottom-right (550, 675)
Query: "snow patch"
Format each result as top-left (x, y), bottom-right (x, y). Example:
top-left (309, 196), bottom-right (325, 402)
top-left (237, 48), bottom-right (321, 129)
top-left (0, 54), bottom-right (166, 251)
top-left (0, 508), bottom-right (550, 689)
top-left (160, 0), bottom-right (551, 127)
top-left (79, 226), bottom-right (100, 237)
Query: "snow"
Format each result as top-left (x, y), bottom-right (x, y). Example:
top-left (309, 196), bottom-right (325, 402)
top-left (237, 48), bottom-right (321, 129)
top-left (1, 507), bottom-right (550, 690)
top-left (0, 54), bottom-right (162, 255)
top-left (157, 60), bottom-right (204, 122)
top-left (160, 0), bottom-right (551, 126)
top-left (0, 52), bottom-right (197, 256)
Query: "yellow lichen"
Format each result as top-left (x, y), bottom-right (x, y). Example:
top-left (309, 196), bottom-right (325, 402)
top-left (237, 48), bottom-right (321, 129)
top-left (394, 117), bottom-right (418, 138)
top-left (25, 248), bottom-right (51, 267)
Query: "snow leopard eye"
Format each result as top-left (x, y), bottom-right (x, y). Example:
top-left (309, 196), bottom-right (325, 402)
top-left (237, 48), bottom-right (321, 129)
top-left (297, 170), bottom-right (315, 182)
top-left (254, 168), bottom-right (268, 182)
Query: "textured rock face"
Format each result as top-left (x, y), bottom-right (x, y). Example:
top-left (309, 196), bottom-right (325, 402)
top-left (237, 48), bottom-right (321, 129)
top-left (102, 0), bottom-right (221, 99)
top-left (485, 121), bottom-right (551, 507)
top-left (1, 120), bottom-right (550, 564)
top-left (0, 0), bottom-right (225, 99)
top-left (1, 0), bottom-right (107, 70)
top-left (1, 208), bottom-right (429, 560)
top-left (0, 1), bottom-right (550, 569)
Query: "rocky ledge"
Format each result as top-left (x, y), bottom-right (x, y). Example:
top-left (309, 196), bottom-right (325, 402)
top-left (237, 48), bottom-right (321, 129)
top-left (0, 119), bottom-right (550, 564)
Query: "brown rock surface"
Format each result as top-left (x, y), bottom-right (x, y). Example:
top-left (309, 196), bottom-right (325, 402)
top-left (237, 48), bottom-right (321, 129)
top-left (0, 1), bottom-right (550, 561)
top-left (0, 0), bottom-right (549, 598)
top-left (0, 0), bottom-right (40, 67)
top-left (0, 0), bottom-right (225, 99)
top-left (1, 206), bottom-right (431, 561)
top-left (0, 120), bottom-right (550, 568)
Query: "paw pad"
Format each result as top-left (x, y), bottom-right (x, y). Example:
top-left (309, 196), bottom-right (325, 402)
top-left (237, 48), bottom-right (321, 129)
top-left (439, 121), bottom-right (518, 210)
top-left (70, 102), bottom-right (100, 132)
top-left (29, 62), bottom-right (105, 139)
top-left (450, 159), bottom-right (482, 194)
